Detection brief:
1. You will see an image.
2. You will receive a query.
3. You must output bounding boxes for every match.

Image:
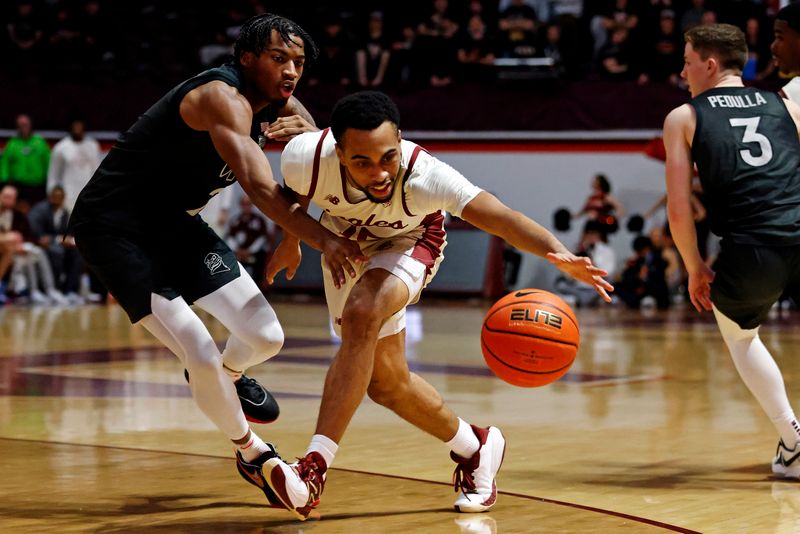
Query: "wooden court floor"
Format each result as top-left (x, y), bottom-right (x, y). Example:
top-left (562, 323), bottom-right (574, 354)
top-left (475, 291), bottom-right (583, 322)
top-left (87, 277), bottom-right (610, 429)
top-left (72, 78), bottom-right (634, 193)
top-left (3, 298), bottom-right (800, 533)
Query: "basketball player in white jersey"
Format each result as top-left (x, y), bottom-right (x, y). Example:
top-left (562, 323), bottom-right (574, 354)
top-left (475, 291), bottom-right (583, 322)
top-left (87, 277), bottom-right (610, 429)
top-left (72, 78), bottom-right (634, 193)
top-left (254, 91), bottom-right (614, 520)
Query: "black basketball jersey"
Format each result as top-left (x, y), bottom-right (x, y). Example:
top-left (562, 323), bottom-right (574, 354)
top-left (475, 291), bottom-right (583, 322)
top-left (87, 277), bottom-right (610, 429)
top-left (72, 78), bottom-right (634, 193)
top-left (69, 63), bottom-right (278, 234)
top-left (690, 86), bottom-right (800, 245)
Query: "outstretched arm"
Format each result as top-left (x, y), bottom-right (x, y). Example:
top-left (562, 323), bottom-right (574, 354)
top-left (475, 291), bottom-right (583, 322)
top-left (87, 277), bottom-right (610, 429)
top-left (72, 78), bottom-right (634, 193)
top-left (460, 191), bottom-right (614, 301)
top-left (179, 82), bottom-right (365, 287)
top-left (266, 96), bottom-right (319, 142)
top-left (664, 104), bottom-right (713, 312)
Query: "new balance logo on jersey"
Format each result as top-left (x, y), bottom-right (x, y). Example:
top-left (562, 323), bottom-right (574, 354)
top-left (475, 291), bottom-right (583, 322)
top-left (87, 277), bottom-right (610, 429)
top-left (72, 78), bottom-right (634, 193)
top-left (204, 253), bottom-right (230, 275)
top-left (219, 164), bottom-right (236, 182)
top-left (324, 194), bottom-right (340, 205)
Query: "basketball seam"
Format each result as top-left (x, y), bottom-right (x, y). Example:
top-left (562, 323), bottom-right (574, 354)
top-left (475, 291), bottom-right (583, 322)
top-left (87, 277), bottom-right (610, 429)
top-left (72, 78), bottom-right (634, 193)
top-left (481, 338), bottom-right (575, 375)
top-left (485, 300), bottom-right (579, 329)
top-left (481, 325), bottom-right (579, 348)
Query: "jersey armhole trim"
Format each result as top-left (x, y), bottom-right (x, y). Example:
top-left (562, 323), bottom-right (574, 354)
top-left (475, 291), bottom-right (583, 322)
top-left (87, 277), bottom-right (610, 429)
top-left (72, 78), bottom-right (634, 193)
top-left (308, 128), bottom-right (329, 199)
top-left (401, 146), bottom-right (424, 217)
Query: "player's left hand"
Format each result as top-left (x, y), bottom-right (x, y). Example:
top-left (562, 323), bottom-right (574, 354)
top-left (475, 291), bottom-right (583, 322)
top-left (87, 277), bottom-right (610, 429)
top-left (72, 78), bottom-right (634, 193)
top-left (546, 252), bottom-right (614, 303)
top-left (266, 115), bottom-right (317, 142)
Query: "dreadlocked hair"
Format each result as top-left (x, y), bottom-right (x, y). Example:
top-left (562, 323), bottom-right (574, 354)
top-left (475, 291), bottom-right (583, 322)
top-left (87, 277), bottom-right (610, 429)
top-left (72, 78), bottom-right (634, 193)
top-left (234, 14), bottom-right (319, 66)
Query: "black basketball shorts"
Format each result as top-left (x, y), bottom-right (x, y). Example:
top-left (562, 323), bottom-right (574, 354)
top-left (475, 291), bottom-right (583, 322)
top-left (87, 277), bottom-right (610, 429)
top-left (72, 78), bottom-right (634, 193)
top-left (73, 214), bottom-right (240, 323)
top-left (711, 240), bottom-right (800, 329)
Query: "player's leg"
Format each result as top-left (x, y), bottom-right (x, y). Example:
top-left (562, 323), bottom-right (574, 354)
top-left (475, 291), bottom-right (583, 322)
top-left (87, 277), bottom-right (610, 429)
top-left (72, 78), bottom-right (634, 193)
top-left (711, 242), bottom-right (800, 477)
top-left (175, 218), bottom-right (282, 423)
top-left (367, 332), bottom-right (505, 512)
top-left (194, 267), bottom-right (284, 376)
top-left (262, 265), bottom-right (409, 520)
top-left (73, 228), bottom-right (281, 504)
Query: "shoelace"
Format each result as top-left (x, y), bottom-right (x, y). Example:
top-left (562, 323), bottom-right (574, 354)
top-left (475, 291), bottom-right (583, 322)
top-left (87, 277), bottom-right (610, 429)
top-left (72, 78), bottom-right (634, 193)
top-left (236, 375), bottom-right (265, 400)
top-left (451, 451), bottom-right (479, 494)
top-left (294, 454), bottom-right (326, 504)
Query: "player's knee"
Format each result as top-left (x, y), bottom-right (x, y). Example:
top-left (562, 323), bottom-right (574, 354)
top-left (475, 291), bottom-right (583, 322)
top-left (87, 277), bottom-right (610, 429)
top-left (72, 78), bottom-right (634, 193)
top-left (342, 296), bottom-right (383, 331)
top-left (242, 321), bottom-right (285, 359)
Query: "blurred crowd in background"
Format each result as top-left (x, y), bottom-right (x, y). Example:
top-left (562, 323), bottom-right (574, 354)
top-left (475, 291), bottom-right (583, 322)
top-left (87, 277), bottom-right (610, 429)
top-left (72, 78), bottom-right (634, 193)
top-left (2, 0), bottom-right (785, 88)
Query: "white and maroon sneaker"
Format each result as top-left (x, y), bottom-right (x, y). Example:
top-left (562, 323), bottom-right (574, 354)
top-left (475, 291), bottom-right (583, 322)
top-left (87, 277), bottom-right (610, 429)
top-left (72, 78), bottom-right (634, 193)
top-left (264, 451), bottom-right (327, 520)
top-left (451, 425), bottom-right (506, 513)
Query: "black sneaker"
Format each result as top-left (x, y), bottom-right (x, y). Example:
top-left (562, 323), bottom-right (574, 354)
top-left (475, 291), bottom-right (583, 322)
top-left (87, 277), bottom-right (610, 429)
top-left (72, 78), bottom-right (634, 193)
top-left (184, 370), bottom-right (280, 424)
top-left (236, 444), bottom-right (283, 507)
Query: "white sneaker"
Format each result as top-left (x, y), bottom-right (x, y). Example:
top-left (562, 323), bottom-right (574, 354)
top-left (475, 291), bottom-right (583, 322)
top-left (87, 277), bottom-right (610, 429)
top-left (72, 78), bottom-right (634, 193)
top-left (773, 440), bottom-right (800, 478)
top-left (452, 425), bottom-right (506, 513)
top-left (30, 289), bottom-right (50, 305)
top-left (47, 289), bottom-right (70, 305)
top-left (65, 292), bottom-right (85, 305)
top-left (264, 452), bottom-right (326, 521)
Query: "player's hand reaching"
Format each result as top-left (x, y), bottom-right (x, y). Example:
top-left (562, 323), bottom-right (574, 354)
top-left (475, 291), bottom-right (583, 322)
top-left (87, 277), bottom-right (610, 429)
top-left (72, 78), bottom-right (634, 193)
top-left (321, 237), bottom-right (368, 289)
top-left (687, 263), bottom-right (715, 312)
top-left (546, 252), bottom-right (614, 303)
top-left (265, 238), bottom-right (302, 285)
top-left (266, 115), bottom-right (317, 142)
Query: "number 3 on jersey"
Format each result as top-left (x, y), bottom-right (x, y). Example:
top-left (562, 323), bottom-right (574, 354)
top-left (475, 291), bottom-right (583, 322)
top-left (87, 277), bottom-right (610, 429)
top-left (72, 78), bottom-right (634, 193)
top-left (729, 117), bottom-right (773, 167)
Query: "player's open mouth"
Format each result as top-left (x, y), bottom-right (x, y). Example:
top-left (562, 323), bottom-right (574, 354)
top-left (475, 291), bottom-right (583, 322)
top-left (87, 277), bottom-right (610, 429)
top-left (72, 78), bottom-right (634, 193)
top-left (280, 82), bottom-right (295, 98)
top-left (370, 181), bottom-right (392, 196)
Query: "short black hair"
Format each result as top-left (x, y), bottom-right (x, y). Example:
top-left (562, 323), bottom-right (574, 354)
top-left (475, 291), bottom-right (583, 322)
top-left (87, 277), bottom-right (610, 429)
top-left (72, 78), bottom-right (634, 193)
top-left (595, 174), bottom-right (610, 193)
top-left (234, 14), bottom-right (318, 66)
top-left (633, 235), bottom-right (653, 252)
top-left (777, 3), bottom-right (800, 34)
top-left (330, 91), bottom-right (400, 144)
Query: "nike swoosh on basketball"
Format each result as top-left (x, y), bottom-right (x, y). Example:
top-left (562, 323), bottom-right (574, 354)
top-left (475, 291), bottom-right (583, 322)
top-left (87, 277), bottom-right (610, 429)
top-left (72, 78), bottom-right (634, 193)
top-left (514, 291), bottom-right (538, 297)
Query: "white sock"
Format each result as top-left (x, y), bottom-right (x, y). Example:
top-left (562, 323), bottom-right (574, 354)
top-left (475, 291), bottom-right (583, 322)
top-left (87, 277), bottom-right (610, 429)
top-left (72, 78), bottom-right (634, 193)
top-left (237, 430), bottom-right (271, 462)
top-left (222, 363), bottom-right (243, 382)
top-left (306, 434), bottom-right (338, 469)
top-left (714, 306), bottom-right (800, 448)
top-left (446, 418), bottom-right (480, 459)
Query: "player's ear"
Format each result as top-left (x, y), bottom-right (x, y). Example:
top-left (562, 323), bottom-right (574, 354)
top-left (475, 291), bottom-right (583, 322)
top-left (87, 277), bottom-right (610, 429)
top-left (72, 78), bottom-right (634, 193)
top-left (397, 128), bottom-right (402, 142)
top-left (240, 51), bottom-right (255, 68)
top-left (334, 143), bottom-right (345, 164)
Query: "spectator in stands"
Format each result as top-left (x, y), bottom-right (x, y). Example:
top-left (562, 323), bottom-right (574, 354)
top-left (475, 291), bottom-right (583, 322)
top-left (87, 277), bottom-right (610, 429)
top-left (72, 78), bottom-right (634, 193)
top-left (0, 184), bottom-right (67, 305)
top-left (616, 235), bottom-right (670, 310)
top-left (7, 0), bottom-right (45, 75)
top-left (78, 0), bottom-right (114, 69)
top-left (597, 26), bottom-right (638, 81)
top-left (638, 9), bottom-right (682, 86)
top-left (681, 0), bottom-right (708, 31)
top-left (573, 173), bottom-right (625, 235)
top-left (650, 223), bottom-right (686, 301)
top-left (309, 15), bottom-right (354, 86)
top-left (48, 4), bottom-right (84, 75)
top-left (497, 0), bottom-right (539, 58)
top-left (198, 31), bottom-right (234, 68)
top-left (390, 24), bottom-right (417, 85)
top-left (47, 118), bottom-right (102, 213)
top-left (416, 0), bottom-right (460, 87)
top-left (28, 186), bottom-right (83, 303)
top-left (538, 22), bottom-right (567, 76)
top-left (0, 114), bottom-right (50, 212)
top-left (456, 14), bottom-right (496, 82)
top-left (591, 0), bottom-right (640, 57)
top-left (743, 17), bottom-right (774, 81)
top-left (356, 11), bottom-right (392, 88)
top-left (224, 194), bottom-right (276, 284)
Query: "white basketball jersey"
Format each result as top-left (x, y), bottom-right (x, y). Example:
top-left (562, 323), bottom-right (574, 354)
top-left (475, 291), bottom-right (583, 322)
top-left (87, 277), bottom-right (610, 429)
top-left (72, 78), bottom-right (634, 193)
top-left (781, 77), bottom-right (800, 103)
top-left (281, 128), bottom-right (482, 270)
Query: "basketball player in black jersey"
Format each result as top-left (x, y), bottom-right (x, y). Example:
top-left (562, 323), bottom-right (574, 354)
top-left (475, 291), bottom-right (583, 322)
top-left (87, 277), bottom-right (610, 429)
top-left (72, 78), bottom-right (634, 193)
top-left (68, 14), bottom-right (366, 503)
top-left (664, 24), bottom-right (800, 479)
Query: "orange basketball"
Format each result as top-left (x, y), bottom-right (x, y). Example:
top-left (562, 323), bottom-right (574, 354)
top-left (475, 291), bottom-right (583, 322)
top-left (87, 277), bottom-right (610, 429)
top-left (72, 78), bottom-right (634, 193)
top-left (481, 289), bottom-right (579, 387)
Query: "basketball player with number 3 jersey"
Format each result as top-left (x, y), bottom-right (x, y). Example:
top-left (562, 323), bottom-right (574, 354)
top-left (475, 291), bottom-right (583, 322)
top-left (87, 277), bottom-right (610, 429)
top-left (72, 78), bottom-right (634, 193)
top-left (261, 91), bottom-right (614, 520)
top-left (664, 24), bottom-right (800, 480)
